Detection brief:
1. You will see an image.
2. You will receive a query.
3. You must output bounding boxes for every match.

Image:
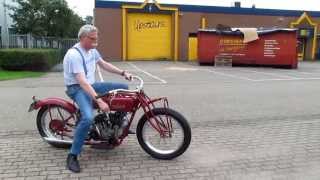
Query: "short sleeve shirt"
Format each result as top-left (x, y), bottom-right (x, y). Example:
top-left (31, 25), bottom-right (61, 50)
top-left (63, 43), bottom-right (102, 86)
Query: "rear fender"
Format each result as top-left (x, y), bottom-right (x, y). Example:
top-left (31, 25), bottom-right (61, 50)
top-left (28, 96), bottom-right (77, 113)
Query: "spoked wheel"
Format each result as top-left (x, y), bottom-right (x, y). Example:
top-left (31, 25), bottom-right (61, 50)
top-left (36, 105), bottom-right (77, 148)
top-left (136, 108), bottom-right (192, 160)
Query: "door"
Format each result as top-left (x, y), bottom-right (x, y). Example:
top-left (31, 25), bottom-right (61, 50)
top-left (297, 38), bottom-right (306, 61)
top-left (127, 13), bottom-right (173, 60)
top-left (188, 36), bottom-right (198, 61)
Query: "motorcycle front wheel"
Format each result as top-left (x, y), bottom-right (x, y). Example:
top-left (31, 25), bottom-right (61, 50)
top-left (136, 108), bottom-right (192, 160)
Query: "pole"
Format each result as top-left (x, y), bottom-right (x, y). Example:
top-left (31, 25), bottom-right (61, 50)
top-left (3, 0), bottom-right (9, 48)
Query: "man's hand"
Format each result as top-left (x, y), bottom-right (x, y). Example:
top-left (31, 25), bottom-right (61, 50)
top-left (123, 71), bottom-right (133, 81)
top-left (96, 98), bottom-right (110, 112)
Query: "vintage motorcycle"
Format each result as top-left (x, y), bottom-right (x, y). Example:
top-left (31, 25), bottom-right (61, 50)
top-left (28, 76), bottom-right (191, 160)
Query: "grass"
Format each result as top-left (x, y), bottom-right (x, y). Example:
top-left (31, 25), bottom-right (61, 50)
top-left (0, 70), bottom-right (46, 81)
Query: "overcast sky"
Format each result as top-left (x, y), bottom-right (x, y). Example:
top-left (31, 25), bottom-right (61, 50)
top-left (66, 0), bottom-right (320, 18)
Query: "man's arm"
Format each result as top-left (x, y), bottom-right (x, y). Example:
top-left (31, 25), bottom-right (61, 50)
top-left (75, 73), bottom-right (98, 99)
top-left (75, 73), bottom-right (109, 112)
top-left (97, 59), bottom-right (124, 76)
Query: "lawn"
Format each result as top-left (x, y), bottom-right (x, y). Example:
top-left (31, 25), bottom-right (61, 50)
top-left (0, 70), bottom-right (45, 81)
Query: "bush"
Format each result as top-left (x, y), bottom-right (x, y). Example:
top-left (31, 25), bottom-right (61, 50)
top-left (0, 48), bottom-right (61, 71)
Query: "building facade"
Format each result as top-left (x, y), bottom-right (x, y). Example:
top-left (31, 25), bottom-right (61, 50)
top-left (94, 0), bottom-right (320, 61)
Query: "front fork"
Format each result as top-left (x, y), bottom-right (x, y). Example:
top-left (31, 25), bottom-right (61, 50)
top-left (142, 97), bottom-right (173, 137)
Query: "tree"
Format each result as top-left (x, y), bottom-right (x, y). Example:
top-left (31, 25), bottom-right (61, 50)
top-left (9, 0), bottom-right (85, 38)
top-left (85, 16), bottom-right (93, 25)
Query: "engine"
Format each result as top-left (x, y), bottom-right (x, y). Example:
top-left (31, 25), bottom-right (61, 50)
top-left (89, 112), bottom-right (128, 143)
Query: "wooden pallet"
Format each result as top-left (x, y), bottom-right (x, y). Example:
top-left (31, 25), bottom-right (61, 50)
top-left (214, 55), bottom-right (233, 67)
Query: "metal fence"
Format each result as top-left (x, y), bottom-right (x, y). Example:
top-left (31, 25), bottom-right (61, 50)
top-left (0, 34), bottom-right (78, 54)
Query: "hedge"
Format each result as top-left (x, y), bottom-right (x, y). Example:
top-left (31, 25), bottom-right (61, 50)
top-left (0, 48), bottom-right (61, 71)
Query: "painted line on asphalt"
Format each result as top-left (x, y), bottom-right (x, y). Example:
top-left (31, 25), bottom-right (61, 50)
top-left (297, 72), bottom-right (317, 75)
top-left (238, 69), bottom-right (300, 80)
top-left (204, 69), bottom-right (256, 81)
top-left (236, 69), bottom-right (320, 81)
top-left (203, 69), bottom-right (320, 82)
top-left (128, 62), bottom-right (167, 84)
top-left (253, 77), bottom-right (320, 82)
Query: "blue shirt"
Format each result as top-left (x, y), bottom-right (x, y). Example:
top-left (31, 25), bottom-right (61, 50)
top-left (63, 43), bottom-right (102, 86)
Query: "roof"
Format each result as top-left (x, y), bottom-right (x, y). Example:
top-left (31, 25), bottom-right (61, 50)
top-left (199, 28), bottom-right (297, 35)
top-left (95, 0), bottom-right (320, 17)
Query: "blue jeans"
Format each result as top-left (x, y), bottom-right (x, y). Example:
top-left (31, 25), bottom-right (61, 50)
top-left (65, 82), bottom-right (129, 155)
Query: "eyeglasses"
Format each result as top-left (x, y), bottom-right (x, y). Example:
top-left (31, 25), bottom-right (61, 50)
top-left (87, 36), bottom-right (97, 41)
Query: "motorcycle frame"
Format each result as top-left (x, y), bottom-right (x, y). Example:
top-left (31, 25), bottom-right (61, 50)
top-left (29, 89), bottom-right (172, 146)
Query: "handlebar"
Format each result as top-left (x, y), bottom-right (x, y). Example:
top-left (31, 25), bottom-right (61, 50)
top-left (96, 75), bottom-right (144, 99)
top-left (132, 75), bottom-right (144, 91)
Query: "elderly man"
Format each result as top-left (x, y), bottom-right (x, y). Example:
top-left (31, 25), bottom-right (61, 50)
top-left (63, 25), bottom-right (132, 173)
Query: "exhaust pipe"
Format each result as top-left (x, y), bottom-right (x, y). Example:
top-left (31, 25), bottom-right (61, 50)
top-left (43, 137), bottom-right (106, 145)
top-left (43, 137), bottom-right (73, 145)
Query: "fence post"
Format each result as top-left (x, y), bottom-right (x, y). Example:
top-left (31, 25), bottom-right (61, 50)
top-left (27, 34), bottom-right (32, 48)
top-left (1, 34), bottom-right (78, 53)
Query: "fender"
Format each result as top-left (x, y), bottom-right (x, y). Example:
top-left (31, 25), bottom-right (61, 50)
top-left (28, 96), bottom-right (77, 113)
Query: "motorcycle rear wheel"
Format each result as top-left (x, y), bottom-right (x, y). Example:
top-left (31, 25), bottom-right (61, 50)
top-left (36, 105), bottom-right (76, 149)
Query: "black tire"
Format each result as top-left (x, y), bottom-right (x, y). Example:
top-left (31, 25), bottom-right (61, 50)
top-left (136, 108), bottom-right (192, 160)
top-left (36, 105), bottom-right (72, 149)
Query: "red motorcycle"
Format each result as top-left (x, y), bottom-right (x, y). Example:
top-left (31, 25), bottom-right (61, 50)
top-left (29, 76), bottom-right (191, 160)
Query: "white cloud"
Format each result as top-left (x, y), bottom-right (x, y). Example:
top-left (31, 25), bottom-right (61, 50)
top-left (66, 0), bottom-right (94, 17)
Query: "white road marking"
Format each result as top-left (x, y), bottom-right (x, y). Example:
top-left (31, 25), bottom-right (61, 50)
top-left (295, 71), bottom-right (320, 75)
top-left (202, 68), bottom-right (320, 82)
top-left (166, 67), bottom-right (199, 71)
top-left (204, 69), bottom-right (256, 81)
top-left (238, 69), bottom-right (300, 80)
top-left (253, 77), bottom-right (320, 82)
top-left (128, 62), bottom-right (167, 84)
top-left (126, 62), bottom-right (320, 83)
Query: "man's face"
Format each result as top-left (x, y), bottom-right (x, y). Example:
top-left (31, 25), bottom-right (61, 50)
top-left (81, 31), bottom-right (98, 50)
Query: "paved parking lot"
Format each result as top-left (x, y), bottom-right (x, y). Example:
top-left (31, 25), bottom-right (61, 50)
top-left (1, 61), bottom-right (320, 179)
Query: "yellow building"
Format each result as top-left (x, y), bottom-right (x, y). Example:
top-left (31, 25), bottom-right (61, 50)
top-left (94, 0), bottom-right (320, 61)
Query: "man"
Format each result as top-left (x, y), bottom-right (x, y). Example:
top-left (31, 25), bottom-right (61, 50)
top-left (63, 25), bottom-right (132, 173)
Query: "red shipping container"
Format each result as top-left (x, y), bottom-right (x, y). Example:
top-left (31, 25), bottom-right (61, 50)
top-left (198, 28), bottom-right (298, 69)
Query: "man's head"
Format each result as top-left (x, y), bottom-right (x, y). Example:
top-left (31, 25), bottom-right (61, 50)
top-left (78, 25), bottom-right (98, 50)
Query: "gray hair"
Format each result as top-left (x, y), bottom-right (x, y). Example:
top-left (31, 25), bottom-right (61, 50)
top-left (78, 25), bottom-right (98, 39)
